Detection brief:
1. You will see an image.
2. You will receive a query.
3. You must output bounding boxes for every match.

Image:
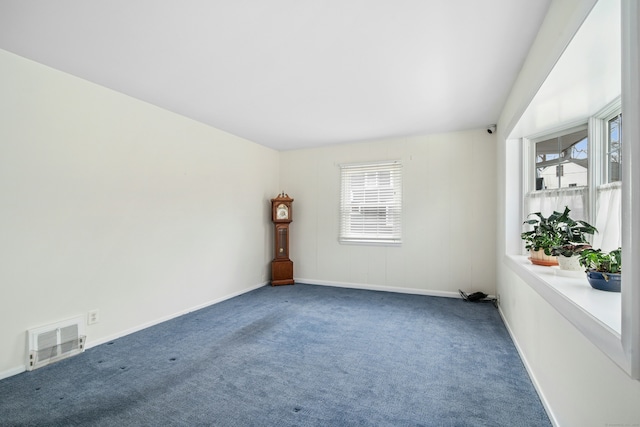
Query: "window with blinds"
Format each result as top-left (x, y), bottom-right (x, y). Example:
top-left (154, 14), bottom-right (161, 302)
top-left (339, 161), bottom-right (402, 244)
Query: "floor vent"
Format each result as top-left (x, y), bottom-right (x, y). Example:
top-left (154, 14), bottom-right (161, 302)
top-left (27, 316), bottom-right (86, 371)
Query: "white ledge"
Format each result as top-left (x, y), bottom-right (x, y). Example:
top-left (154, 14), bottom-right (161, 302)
top-left (505, 254), bottom-right (629, 372)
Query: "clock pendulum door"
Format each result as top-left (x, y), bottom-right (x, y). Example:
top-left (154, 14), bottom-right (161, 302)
top-left (271, 224), bottom-right (293, 285)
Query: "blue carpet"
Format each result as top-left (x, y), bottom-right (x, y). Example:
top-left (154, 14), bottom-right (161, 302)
top-left (0, 284), bottom-right (551, 426)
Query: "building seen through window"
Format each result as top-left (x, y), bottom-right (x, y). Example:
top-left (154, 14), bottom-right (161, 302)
top-left (535, 128), bottom-right (588, 190)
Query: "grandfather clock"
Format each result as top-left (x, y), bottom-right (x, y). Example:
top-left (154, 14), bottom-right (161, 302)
top-left (271, 192), bottom-right (294, 286)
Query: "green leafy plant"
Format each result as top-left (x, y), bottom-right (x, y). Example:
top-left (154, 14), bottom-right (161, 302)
top-left (579, 248), bottom-right (622, 274)
top-left (551, 243), bottom-right (592, 258)
top-left (550, 215), bottom-right (597, 257)
top-left (521, 207), bottom-right (596, 256)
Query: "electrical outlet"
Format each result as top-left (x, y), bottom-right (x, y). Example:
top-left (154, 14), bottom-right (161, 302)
top-left (87, 309), bottom-right (100, 325)
top-left (496, 294), bottom-right (501, 307)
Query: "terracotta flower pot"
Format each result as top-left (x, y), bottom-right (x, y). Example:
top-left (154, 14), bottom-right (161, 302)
top-left (529, 249), bottom-right (558, 266)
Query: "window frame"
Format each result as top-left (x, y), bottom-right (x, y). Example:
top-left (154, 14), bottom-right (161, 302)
top-left (339, 160), bottom-right (402, 245)
top-left (515, 102), bottom-right (634, 375)
top-left (606, 111), bottom-right (622, 183)
top-left (531, 124), bottom-right (589, 191)
top-left (523, 98), bottom-right (621, 230)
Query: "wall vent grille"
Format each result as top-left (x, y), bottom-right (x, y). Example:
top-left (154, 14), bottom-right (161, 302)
top-left (27, 316), bottom-right (86, 371)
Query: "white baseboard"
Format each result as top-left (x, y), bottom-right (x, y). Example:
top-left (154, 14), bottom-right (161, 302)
top-left (0, 365), bottom-right (26, 381)
top-left (296, 278), bottom-right (463, 299)
top-left (0, 282), bottom-right (268, 381)
top-left (85, 281), bottom-right (268, 350)
top-left (497, 306), bottom-right (559, 427)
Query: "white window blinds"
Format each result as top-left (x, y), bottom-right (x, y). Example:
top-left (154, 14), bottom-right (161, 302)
top-left (339, 161), bottom-right (402, 244)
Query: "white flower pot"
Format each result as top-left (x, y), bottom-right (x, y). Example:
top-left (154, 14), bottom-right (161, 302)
top-left (557, 254), bottom-right (582, 271)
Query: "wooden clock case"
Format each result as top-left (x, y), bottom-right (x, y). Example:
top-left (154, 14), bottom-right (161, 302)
top-left (271, 193), bottom-right (294, 286)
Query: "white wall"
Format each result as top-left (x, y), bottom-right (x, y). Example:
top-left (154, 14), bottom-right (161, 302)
top-left (498, 266), bottom-right (640, 426)
top-left (0, 50), bottom-right (279, 377)
top-left (497, 0), bottom-right (640, 425)
top-left (280, 131), bottom-right (497, 296)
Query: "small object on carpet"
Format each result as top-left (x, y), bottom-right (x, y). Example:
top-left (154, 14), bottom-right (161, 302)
top-left (459, 289), bottom-right (499, 308)
top-left (459, 289), bottom-right (488, 301)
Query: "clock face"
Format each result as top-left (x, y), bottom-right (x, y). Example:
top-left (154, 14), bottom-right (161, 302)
top-left (276, 204), bottom-right (289, 219)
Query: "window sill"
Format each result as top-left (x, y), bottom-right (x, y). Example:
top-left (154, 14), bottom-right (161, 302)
top-left (504, 254), bottom-right (628, 370)
top-left (338, 239), bottom-right (402, 246)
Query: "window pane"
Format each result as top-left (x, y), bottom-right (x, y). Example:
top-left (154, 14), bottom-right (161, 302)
top-left (608, 114), bottom-right (622, 182)
top-left (535, 129), bottom-right (588, 190)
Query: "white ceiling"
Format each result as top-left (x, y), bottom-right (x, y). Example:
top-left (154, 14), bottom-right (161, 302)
top-left (0, 1), bottom-right (551, 151)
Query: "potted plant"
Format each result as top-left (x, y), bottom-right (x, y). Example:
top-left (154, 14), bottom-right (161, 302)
top-left (578, 248), bottom-right (622, 292)
top-left (521, 207), bottom-right (568, 266)
top-left (522, 207), bottom-right (596, 268)
top-left (551, 243), bottom-right (592, 270)
top-left (550, 216), bottom-right (597, 271)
